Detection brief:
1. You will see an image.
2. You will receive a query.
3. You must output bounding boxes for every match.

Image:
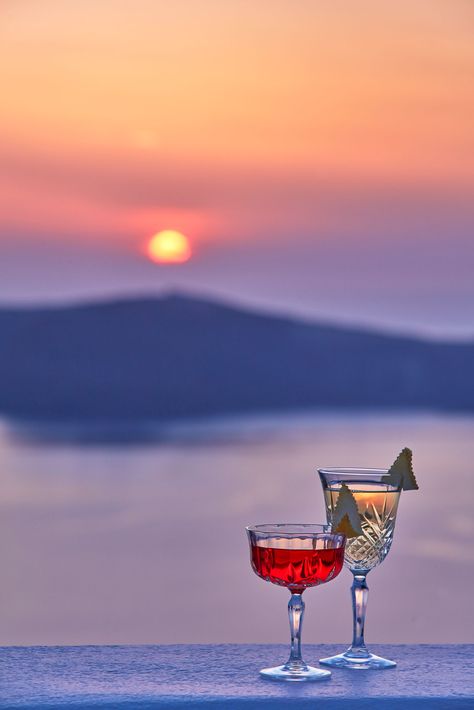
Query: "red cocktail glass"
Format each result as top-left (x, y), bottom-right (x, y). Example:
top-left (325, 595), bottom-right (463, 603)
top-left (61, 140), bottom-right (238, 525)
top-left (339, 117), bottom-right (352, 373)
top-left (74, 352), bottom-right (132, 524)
top-left (246, 523), bottom-right (345, 681)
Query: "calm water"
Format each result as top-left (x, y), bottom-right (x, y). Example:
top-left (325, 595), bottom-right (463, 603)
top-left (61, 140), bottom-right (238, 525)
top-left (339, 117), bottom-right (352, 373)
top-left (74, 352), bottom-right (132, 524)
top-left (0, 411), bottom-right (473, 645)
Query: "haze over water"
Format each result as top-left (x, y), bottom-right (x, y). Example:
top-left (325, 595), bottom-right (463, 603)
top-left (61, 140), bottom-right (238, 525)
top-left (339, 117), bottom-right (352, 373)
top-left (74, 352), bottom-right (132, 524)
top-left (1, 411), bottom-right (472, 646)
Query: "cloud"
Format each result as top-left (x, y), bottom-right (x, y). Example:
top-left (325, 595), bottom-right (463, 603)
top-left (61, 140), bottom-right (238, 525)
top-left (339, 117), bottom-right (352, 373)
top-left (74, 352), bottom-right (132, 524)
top-left (1, 138), bottom-right (472, 249)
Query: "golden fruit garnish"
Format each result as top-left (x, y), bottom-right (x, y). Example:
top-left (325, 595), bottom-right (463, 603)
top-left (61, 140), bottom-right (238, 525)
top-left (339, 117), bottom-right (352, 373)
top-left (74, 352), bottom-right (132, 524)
top-left (332, 483), bottom-right (363, 537)
top-left (382, 447), bottom-right (418, 490)
top-left (334, 513), bottom-right (359, 539)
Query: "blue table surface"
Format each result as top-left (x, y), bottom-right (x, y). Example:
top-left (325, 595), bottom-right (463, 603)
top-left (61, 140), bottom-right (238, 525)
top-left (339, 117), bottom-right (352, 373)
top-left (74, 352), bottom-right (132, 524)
top-left (0, 644), bottom-right (473, 709)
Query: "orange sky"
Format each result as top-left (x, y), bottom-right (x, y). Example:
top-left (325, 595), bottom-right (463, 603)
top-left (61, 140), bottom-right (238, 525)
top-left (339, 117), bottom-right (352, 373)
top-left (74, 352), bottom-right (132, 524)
top-left (0, 1), bottom-right (473, 335)
top-left (1, 1), bottom-right (473, 245)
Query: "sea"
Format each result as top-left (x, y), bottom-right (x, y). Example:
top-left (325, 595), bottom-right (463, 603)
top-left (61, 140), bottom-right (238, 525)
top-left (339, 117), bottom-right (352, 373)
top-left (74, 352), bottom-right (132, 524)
top-left (0, 410), bottom-right (472, 646)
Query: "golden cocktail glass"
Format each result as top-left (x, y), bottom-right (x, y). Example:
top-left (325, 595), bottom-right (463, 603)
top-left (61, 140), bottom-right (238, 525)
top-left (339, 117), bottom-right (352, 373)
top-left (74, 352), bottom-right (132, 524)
top-left (318, 468), bottom-right (401, 669)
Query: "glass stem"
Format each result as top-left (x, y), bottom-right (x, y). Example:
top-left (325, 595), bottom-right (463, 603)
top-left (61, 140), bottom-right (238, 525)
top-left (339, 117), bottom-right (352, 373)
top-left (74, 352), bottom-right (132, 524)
top-left (350, 573), bottom-right (369, 655)
top-left (286, 592), bottom-right (306, 669)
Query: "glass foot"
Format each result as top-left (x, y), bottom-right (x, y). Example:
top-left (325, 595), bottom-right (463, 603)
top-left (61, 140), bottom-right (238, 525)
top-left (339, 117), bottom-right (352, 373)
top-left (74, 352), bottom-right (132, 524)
top-left (260, 663), bottom-right (331, 682)
top-left (319, 649), bottom-right (396, 670)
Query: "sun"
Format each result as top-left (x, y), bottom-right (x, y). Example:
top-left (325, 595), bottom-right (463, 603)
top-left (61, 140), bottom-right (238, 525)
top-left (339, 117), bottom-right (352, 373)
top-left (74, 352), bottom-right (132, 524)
top-left (147, 230), bottom-right (192, 264)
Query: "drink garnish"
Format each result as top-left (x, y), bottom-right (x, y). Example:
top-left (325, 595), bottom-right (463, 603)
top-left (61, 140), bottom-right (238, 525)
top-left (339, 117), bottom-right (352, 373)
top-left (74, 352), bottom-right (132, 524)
top-left (332, 483), bottom-right (363, 537)
top-left (382, 447), bottom-right (418, 490)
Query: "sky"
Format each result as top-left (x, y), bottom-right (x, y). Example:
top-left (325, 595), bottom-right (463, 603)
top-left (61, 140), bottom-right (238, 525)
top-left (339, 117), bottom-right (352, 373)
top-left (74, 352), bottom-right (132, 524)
top-left (0, 0), bottom-right (473, 337)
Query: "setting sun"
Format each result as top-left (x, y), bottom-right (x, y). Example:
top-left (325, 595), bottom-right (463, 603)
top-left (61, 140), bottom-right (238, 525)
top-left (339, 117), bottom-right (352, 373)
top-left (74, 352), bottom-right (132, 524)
top-left (147, 230), bottom-right (192, 264)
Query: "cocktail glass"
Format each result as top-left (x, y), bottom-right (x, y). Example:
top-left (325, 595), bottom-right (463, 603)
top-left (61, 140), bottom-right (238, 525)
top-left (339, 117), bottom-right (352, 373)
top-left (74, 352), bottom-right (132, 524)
top-left (246, 523), bottom-right (345, 681)
top-left (318, 468), bottom-right (401, 669)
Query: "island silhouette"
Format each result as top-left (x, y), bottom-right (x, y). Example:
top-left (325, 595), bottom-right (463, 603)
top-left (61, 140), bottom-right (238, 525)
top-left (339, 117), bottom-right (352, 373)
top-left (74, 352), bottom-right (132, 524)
top-left (0, 293), bottom-right (472, 423)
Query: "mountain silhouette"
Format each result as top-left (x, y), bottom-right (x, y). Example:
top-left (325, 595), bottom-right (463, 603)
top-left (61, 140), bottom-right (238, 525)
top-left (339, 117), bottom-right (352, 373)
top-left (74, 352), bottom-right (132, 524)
top-left (0, 293), bottom-right (472, 421)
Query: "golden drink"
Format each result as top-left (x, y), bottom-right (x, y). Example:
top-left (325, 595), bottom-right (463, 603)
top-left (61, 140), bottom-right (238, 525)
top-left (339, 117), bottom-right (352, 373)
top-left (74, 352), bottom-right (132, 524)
top-left (324, 483), bottom-right (400, 571)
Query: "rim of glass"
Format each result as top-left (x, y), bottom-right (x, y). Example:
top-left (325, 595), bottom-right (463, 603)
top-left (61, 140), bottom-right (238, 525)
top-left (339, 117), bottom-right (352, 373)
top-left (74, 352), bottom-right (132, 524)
top-left (246, 523), bottom-right (335, 535)
top-left (318, 467), bottom-right (388, 476)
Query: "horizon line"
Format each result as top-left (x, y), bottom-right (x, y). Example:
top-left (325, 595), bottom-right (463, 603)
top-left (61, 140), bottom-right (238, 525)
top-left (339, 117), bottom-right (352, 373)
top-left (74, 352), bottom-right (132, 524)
top-left (0, 288), bottom-right (472, 345)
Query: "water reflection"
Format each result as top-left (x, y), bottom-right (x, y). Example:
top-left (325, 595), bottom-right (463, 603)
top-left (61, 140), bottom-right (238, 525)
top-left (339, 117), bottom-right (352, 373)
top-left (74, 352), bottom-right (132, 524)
top-left (0, 411), bottom-right (472, 645)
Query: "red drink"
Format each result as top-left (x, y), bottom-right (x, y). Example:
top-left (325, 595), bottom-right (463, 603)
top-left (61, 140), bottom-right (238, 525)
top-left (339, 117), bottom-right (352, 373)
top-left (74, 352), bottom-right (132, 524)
top-left (251, 542), bottom-right (344, 593)
top-left (246, 525), bottom-right (346, 680)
